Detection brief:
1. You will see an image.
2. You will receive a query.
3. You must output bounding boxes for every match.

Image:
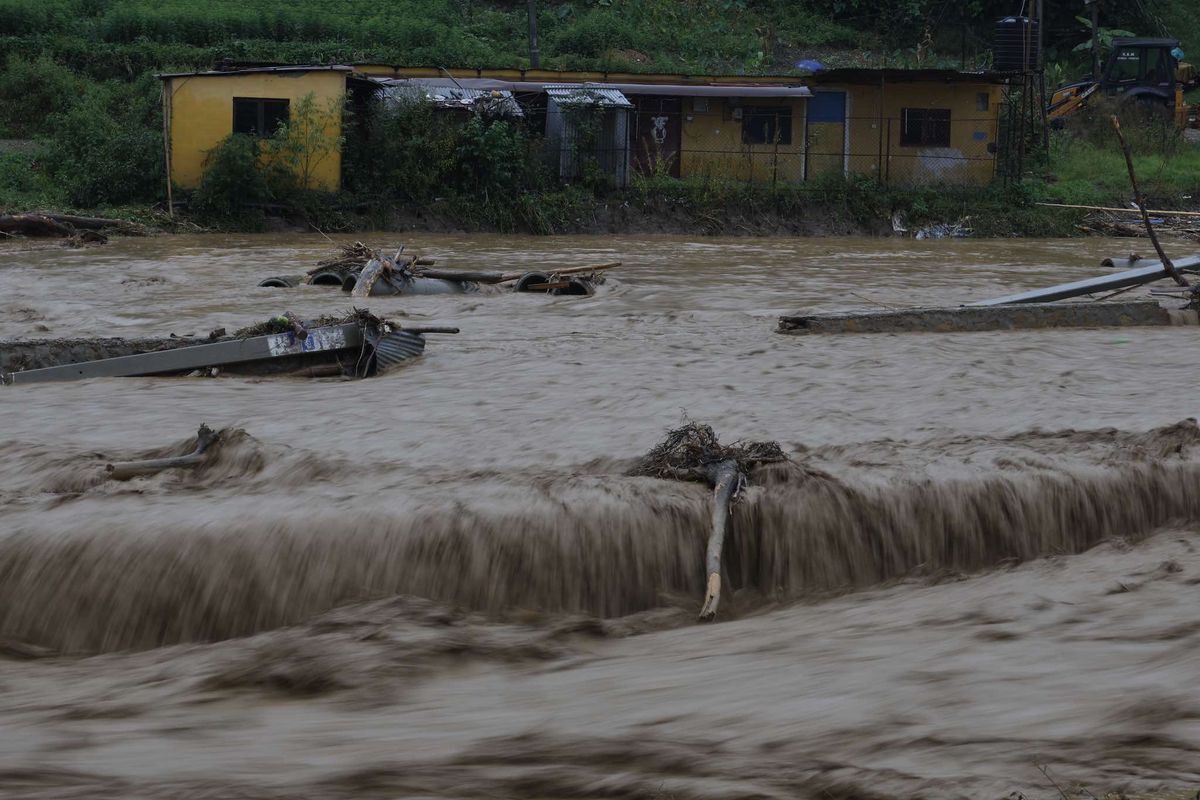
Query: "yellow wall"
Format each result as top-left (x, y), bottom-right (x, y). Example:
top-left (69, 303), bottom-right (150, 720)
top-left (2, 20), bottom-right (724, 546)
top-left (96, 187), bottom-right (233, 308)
top-left (813, 80), bottom-right (1002, 185)
top-left (164, 70), bottom-right (347, 191)
top-left (678, 98), bottom-right (806, 182)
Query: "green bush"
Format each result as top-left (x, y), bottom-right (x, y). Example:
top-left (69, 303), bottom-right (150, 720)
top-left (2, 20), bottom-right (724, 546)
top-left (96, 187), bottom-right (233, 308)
top-left (343, 98), bottom-right (457, 202)
top-left (453, 116), bottom-right (544, 196)
top-left (0, 55), bottom-right (82, 137)
top-left (41, 72), bottom-right (163, 206)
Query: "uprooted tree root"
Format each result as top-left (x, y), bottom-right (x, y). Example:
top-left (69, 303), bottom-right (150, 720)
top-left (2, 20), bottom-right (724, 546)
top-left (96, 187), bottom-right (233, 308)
top-left (632, 423), bottom-right (787, 620)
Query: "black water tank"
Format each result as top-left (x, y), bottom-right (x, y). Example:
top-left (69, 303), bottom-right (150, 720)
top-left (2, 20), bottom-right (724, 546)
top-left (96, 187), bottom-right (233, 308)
top-left (994, 16), bottom-right (1040, 72)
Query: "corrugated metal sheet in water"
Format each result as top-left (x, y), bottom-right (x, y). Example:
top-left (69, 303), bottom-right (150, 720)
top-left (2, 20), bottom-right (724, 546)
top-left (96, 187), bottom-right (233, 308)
top-left (373, 331), bottom-right (426, 373)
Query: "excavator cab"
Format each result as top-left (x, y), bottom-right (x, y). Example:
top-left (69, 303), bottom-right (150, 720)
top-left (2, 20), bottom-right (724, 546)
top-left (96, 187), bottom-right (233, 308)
top-left (1048, 37), bottom-right (1189, 124)
top-left (1100, 38), bottom-right (1179, 103)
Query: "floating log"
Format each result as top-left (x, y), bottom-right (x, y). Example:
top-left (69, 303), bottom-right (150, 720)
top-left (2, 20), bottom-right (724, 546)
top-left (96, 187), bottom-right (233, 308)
top-left (33, 212), bottom-right (141, 232)
top-left (106, 424), bottom-right (219, 481)
top-left (413, 261), bottom-right (621, 284)
top-left (779, 300), bottom-right (1197, 335)
top-left (0, 213), bottom-right (73, 237)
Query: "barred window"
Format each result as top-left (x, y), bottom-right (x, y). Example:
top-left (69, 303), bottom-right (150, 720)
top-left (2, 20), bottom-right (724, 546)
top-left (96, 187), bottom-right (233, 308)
top-left (233, 98), bottom-right (290, 137)
top-left (900, 108), bottom-right (951, 147)
top-left (741, 106), bottom-right (792, 145)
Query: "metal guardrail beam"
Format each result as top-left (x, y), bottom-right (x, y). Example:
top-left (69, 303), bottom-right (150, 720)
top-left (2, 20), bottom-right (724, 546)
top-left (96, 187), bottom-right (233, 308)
top-left (969, 255), bottom-right (1200, 307)
top-left (3, 324), bottom-right (364, 385)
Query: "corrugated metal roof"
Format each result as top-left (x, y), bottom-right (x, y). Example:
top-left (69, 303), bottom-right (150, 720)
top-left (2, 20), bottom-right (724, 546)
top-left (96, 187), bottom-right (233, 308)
top-left (544, 84), bottom-right (633, 109)
top-left (585, 82), bottom-right (810, 97)
top-left (374, 78), bottom-right (524, 117)
top-left (157, 65), bottom-right (353, 79)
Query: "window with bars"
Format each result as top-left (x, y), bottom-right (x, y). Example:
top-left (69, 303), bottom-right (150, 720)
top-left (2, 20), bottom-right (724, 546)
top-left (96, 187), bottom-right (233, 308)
top-left (233, 98), bottom-right (290, 137)
top-left (741, 106), bottom-right (792, 145)
top-left (900, 108), bottom-right (951, 147)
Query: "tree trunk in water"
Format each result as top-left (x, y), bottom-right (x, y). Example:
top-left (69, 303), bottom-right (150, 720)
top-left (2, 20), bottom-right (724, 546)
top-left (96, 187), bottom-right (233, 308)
top-left (0, 214), bottom-right (74, 237)
top-left (698, 459), bottom-right (740, 620)
top-left (106, 425), bottom-right (219, 481)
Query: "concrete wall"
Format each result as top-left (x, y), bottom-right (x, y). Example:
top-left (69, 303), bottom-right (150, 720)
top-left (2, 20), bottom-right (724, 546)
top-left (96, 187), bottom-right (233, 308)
top-left (164, 70), bottom-right (347, 191)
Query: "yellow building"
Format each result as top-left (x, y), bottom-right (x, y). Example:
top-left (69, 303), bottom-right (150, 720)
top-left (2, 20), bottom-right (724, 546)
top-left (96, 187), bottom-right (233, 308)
top-left (360, 65), bottom-right (1005, 186)
top-left (159, 65), bottom-right (355, 194)
top-left (159, 64), bottom-right (1007, 196)
top-left (805, 68), bottom-right (1005, 186)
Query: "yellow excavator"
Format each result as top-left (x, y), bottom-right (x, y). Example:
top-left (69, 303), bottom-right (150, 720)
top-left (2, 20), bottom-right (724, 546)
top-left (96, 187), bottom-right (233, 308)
top-left (1048, 37), bottom-right (1197, 127)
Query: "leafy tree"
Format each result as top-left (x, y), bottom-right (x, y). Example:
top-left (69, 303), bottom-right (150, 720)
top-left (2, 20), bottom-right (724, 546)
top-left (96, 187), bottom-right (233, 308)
top-left (263, 91), bottom-right (344, 192)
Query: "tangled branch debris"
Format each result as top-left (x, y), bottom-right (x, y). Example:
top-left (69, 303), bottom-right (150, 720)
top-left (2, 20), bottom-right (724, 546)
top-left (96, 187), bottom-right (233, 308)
top-left (632, 422), bottom-right (785, 481)
top-left (632, 423), bottom-right (786, 620)
top-left (306, 242), bottom-right (378, 277)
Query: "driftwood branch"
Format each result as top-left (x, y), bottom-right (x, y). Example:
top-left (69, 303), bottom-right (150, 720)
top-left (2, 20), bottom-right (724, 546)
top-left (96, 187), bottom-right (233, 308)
top-left (1110, 115), bottom-right (1188, 287)
top-left (106, 424), bottom-right (220, 481)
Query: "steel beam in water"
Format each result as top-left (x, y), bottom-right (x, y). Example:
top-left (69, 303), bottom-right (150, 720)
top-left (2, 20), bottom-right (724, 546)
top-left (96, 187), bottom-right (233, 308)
top-left (2, 324), bottom-right (364, 385)
top-left (970, 255), bottom-right (1200, 307)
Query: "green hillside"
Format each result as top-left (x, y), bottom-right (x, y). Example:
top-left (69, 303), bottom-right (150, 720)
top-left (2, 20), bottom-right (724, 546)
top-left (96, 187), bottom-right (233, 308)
top-left (1, 0), bottom-right (1192, 82)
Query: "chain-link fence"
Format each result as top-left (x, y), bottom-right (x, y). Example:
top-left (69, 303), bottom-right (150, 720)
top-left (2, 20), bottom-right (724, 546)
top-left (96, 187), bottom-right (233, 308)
top-left (539, 104), bottom-right (1000, 188)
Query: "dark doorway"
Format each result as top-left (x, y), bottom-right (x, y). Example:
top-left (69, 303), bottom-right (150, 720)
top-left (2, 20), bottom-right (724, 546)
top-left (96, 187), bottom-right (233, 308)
top-left (633, 97), bottom-right (681, 177)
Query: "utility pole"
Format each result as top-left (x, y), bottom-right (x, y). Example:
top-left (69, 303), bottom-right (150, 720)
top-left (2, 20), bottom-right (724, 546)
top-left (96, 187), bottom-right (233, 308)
top-left (527, 0), bottom-right (541, 69)
top-left (1087, 0), bottom-right (1102, 77)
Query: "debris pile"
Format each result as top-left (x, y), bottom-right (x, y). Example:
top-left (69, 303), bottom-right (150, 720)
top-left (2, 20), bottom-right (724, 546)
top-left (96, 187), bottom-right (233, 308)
top-left (260, 243), bottom-right (619, 298)
top-left (632, 422), bottom-right (786, 482)
top-left (633, 423), bottom-right (786, 620)
top-left (1077, 211), bottom-right (1200, 241)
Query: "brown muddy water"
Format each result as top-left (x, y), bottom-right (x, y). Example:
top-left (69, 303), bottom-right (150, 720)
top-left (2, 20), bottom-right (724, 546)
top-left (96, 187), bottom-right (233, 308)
top-left (2, 233), bottom-right (1200, 799)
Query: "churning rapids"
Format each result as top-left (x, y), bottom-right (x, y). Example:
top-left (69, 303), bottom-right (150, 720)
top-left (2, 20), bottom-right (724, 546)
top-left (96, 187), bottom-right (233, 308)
top-left (2, 233), bottom-right (1200, 799)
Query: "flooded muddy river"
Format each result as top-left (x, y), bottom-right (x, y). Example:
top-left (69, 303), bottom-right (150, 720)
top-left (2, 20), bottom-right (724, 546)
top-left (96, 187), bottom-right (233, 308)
top-left (2, 233), bottom-right (1199, 799)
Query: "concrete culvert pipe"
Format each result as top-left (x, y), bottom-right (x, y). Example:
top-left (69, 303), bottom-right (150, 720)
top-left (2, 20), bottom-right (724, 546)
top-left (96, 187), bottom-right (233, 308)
top-left (308, 271), bottom-right (345, 287)
top-left (341, 274), bottom-right (358, 293)
top-left (257, 275), bottom-right (303, 288)
top-left (513, 272), bottom-right (551, 293)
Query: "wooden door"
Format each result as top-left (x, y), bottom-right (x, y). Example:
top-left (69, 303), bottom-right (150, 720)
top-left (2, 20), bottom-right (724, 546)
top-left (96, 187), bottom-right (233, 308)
top-left (806, 91), bottom-right (847, 178)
